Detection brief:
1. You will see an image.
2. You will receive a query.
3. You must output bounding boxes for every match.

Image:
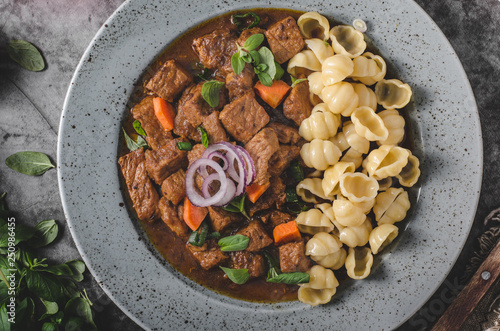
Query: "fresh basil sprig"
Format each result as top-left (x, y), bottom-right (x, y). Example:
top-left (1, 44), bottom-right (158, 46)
top-left (218, 234), bottom-right (249, 252)
top-left (198, 126), bottom-right (209, 148)
top-left (222, 194), bottom-right (249, 219)
top-left (176, 141), bottom-right (193, 151)
top-left (7, 40), bottom-right (45, 72)
top-left (231, 12), bottom-right (261, 31)
top-left (201, 80), bottom-right (224, 108)
top-left (188, 222), bottom-right (209, 247)
top-left (291, 76), bottom-right (307, 88)
top-left (132, 120), bottom-right (147, 136)
top-left (219, 266), bottom-right (250, 285)
top-left (5, 151), bottom-right (54, 176)
top-left (122, 127), bottom-right (148, 151)
top-left (264, 252), bottom-right (310, 285)
top-left (231, 33), bottom-right (264, 75)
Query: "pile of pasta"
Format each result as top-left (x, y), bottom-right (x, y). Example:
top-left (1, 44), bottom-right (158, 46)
top-left (291, 12), bottom-right (421, 306)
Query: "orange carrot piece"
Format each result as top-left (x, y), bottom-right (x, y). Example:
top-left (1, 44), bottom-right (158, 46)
top-left (254, 80), bottom-right (291, 108)
top-left (183, 197), bottom-right (208, 231)
top-left (153, 97), bottom-right (176, 131)
top-left (246, 182), bottom-right (270, 203)
top-left (273, 221), bottom-right (302, 245)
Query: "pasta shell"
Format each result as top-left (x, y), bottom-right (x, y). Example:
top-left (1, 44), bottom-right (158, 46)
top-left (321, 54), bottom-right (354, 86)
top-left (321, 82), bottom-right (359, 116)
top-left (308, 71), bottom-right (325, 96)
top-left (375, 79), bottom-right (412, 109)
top-left (296, 208), bottom-right (334, 234)
top-left (315, 203), bottom-right (345, 235)
top-left (322, 161), bottom-right (356, 197)
top-left (332, 199), bottom-right (366, 227)
top-left (369, 224), bottom-right (399, 254)
top-left (298, 265), bottom-right (339, 305)
top-left (377, 109), bottom-right (405, 146)
top-left (373, 188), bottom-right (411, 225)
top-left (288, 50), bottom-right (322, 77)
top-left (297, 12), bottom-right (330, 40)
top-left (352, 83), bottom-right (377, 110)
top-left (306, 232), bottom-right (346, 269)
top-left (329, 131), bottom-right (350, 152)
top-left (351, 106), bottom-right (389, 142)
top-left (305, 38), bottom-right (334, 63)
top-left (396, 152), bottom-right (420, 187)
top-left (340, 147), bottom-right (364, 169)
top-left (329, 25), bottom-right (366, 58)
top-left (339, 172), bottom-right (379, 203)
top-left (300, 139), bottom-right (342, 171)
top-left (365, 145), bottom-right (410, 180)
top-left (299, 106), bottom-right (341, 140)
top-left (343, 121), bottom-right (370, 154)
top-left (297, 178), bottom-right (330, 203)
top-left (350, 52), bottom-right (386, 85)
top-left (345, 247), bottom-right (373, 279)
top-left (339, 217), bottom-right (373, 247)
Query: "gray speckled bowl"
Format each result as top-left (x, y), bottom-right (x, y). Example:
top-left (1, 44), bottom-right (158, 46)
top-left (58, 0), bottom-right (482, 330)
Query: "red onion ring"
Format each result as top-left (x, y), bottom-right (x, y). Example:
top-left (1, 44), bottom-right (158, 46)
top-left (185, 158), bottom-right (228, 207)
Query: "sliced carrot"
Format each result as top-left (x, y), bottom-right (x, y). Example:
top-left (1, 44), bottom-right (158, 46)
top-left (183, 197), bottom-right (208, 231)
top-left (254, 80), bottom-right (291, 108)
top-left (273, 221), bottom-right (301, 246)
top-left (246, 182), bottom-right (270, 203)
top-left (153, 97), bottom-right (176, 131)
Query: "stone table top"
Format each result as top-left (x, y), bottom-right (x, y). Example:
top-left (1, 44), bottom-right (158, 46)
top-left (1, 0), bottom-right (499, 330)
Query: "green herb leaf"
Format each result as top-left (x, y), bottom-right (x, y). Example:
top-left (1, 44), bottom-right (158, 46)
top-left (222, 195), bottom-right (249, 219)
top-left (196, 63), bottom-right (212, 81)
top-left (0, 303), bottom-right (10, 331)
top-left (26, 269), bottom-right (63, 302)
top-left (289, 160), bottom-right (304, 182)
top-left (64, 296), bottom-right (96, 328)
top-left (218, 234), bottom-right (249, 252)
top-left (41, 263), bottom-right (73, 277)
top-left (291, 76), bottom-right (307, 88)
top-left (264, 251), bottom-right (280, 279)
top-left (188, 222), bottom-right (209, 247)
top-left (8, 40), bottom-right (45, 71)
top-left (30, 219), bottom-right (58, 248)
top-left (60, 278), bottom-right (80, 299)
top-left (176, 141), bottom-right (193, 151)
top-left (249, 50), bottom-right (260, 64)
top-left (207, 232), bottom-right (221, 240)
top-left (231, 12), bottom-right (261, 31)
top-left (5, 151), bottom-right (54, 176)
top-left (0, 223), bottom-right (35, 247)
top-left (132, 120), bottom-right (147, 136)
top-left (257, 72), bottom-right (273, 87)
top-left (274, 61), bottom-right (285, 81)
top-left (198, 126), bottom-right (209, 148)
top-left (122, 127), bottom-right (147, 151)
top-left (42, 322), bottom-right (58, 331)
top-left (267, 272), bottom-right (310, 284)
top-left (16, 297), bottom-right (35, 330)
top-left (257, 47), bottom-right (276, 79)
top-left (285, 187), bottom-right (299, 203)
top-left (201, 80), bottom-right (224, 108)
top-left (243, 33), bottom-right (264, 51)
top-left (231, 52), bottom-right (245, 75)
top-left (66, 260), bottom-right (85, 282)
top-left (39, 299), bottom-right (59, 321)
top-left (241, 52), bottom-right (252, 64)
top-left (219, 266), bottom-right (249, 284)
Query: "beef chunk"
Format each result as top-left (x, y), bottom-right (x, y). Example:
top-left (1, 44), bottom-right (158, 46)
top-left (158, 197), bottom-right (190, 239)
top-left (202, 111), bottom-right (229, 144)
top-left (187, 144), bottom-right (206, 166)
top-left (249, 176), bottom-right (286, 216)
top-left (261, 210), bottom-right (294, 227)
top-left (173, 104), bottom-right (201, 142)
top-left (225, 63), bottom-right (255, 101)
top-left (160, 169), bottom-right (186, 205)
top-left (178, 82), bottom-right (226, 129)
top-left (118, 149), bottom-right (159, 221)
top-left (245, 128), bottom-right (279, 185)
top-left (220, 94), bottom-right (270, 143)
top-left (230, 251), bottom-right (265, 278)
top-left (193, 29), bottom-right (237, 75)
top-left (267, 122), bottom-right (302, 144)
top-left (145, 60), bottom-right (193, 102)
top-left (283, 80), bottom-right (312, 126)
top-left (237, 27), bottom-right (266, 46)
top-left (268, 144), bottom-right (300, 177)
top-left (187, 240), bottom-right (228, 270)
top-left (208, 206), bottom-right (242, 232)
top-left (265, 17), bottom-right (305, 64)
top-left (237, 220), bottom-right (273, 252)
top-left (131, 96), bottom-right (172, 150)
top-left (279, 241), bottom-right (312, 273)
top-left (145, 138), bottom-right (189, 185)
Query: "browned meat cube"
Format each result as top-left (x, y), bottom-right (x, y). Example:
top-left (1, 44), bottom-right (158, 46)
top-left (118, 149), bottom-right (159, 221)
top-left (145, 138), bottom-right (189, 185)
top-left (145, 60), bottom-right (193, 102)
top-left (245, 128), bottom-right (279, 185)
top-left (220, 94), bottom-right (270, 143)
top-left (268, 144), bottom-right (300, 177)
top-left (202, 111), bottom-right (229, 144)
top-left (265, 17), bottom-right (305, 64)
top-left (230, 251), bottom-right (265, 278)
top-left (282, 80), bottom-right (312, 126)
top-left (237, 220), bottom-right (273, 252)
top-left (261, 210), bottom-right (294, 227)
top-left (249, 176), bottom-right (286, 216)
top-left (173, 104), bottom-right (201, 142)
top-left (225, 63), bottom-right (255, 101)
top-left (207, 206), bottom-right (243, 232)
top-left (160, 169), bottom-right (186, 205)
top-left (237, 27), bottom-right (266, 47)
top-left (187, 144), bottom-right (206, 166)
top-left (193, 29), bottom-right (238, 75)
top-left (131, 96), bottom-right (172, 150)
top-left (187, 240), bottom-right (228, 270)
top-left (178, 82), bottom-right (226, 129)
top-left (158, 197), bottom-right (190, 239)
top-left (267, 122), bottom-right (302, 145)
top-left (279, 241), bottom-right (312, 273)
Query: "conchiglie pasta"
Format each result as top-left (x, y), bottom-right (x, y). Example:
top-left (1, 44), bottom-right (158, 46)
top-left (305, 38), bottom-right (334, 63)
top-left (340, 147), bottom-right (364, 169)
top-left (353, 83), bottom-right (377, 110)
top-left (345, 247), bottom-right (373, 279)
top-left (329, 132), bottom-right (350, 152)
top-left (308, 71), bottom-right (325, 97)
top-left (396, 152), bottom-right (420, 187)
top-left (321, 54), bottom-right (353, 86)
top-left (299, 106), bottom-right (341, 140)
top-left (300, 139), bottom-right (342, 171)
top-left (332, 199), bottom-right (366, 227)
top-left (288, 50), bottom-right (322, 77)
top-left (365, 145), bottom-right (410, 179)
top-left (375, 79), bottom-right (412, 109)
top-left (321, 82), bottom-right (359, 116)
top-left (306, 232), bottom-right (346, 269)
top-left (298, 265), bottom-right (339, 306)
top-left (322, 161), bottom-right (356, 197)
top-left (296, 208), bottom-right (334, 234)
top-left (351, 106), bottom-right (389, 142)
top-left (377, 109), bottom-right (405, 146)
top-left (369, 224), bottom-right (399, 254)
top-left (297, 12), bottom-right (330, 40)
top-left (373, 188), bottom-right (411, 225)
top-left (296, 178), bottom-right (330, 203)
top-left (339, 172), bottom-right (379, 203)
top-left (329, 25), bottom-right (366, 58)
top-left (350, 52), bottom-right (387, 85)
top-left (339, 217), bottom-right (373, 248)
top-left (315, 203), bottom-right (345, 235)
top-left (343, 121), bottom-right (370, 154)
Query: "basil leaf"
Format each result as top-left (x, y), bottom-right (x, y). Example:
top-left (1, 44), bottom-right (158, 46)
top-left (257, 72), bottom-right (273, 87)
top-left (0, 286), bottom-right (8, 309)
top-left (176, 141), bottom-right (193, 151)
top-left (285, 187), bottom-right (299, 203)
top-left (8, 40), bottom-right (45, 72)
top-left (218, 234), bottom-right (249, 252)
top-left (0, 223), bottom-right (35, 247)
top-left (257, 47), bottom-right (276, 79)
top-left (274, 61), bottom-right (285, 81)
top-left (243, 33), bottom-right (264, 51)
top-left (207, 232), bottom-right (221, 240)
top-left (0, 303), bottom-right (10, 331)
top-left (132, 120), bottom-right (147, 136)
top-left (267, 272), bottom-right (310, 284)
top-left (64, 297), bottom-right (96, 328)
top-left (26, 269), bottom-right (63, 302)
top-left (5, 151), bottom-right (54, 176)
top-left (219, 266), bottom-right (249, 285)
top-left (289, 160), bottom-right (304, 182)
top-left (66, 260), bottom-right (85, 282)
top-left (249, 50), bottom-right (260, 65)
top-left (30, 219), bottom-right (58, 248)
top-left (264, 252), bottom-right (280, 279)
top-left (122, 127), bottom-right (147, 151)
top-left (201, 80), bottom-right (224, 108)
top-left (198, 126), bottom-right (209, 148)
top-left (241, 52), bottom-right (252, 64)
top-left (222, 205), bottom-right (240, 213)
top-left (16, 297), bottom-right (35, 330)
top-left (222, 195), bottom-right (249, 219)
top-left (39, 299), bottom-right (59, 321)
top-left (42, 263), bottom-right (73, 277)
top-left (196, 63), bottom-right (212, 81)
top-left (291, 76), bottom-right (307, 88)
top-left (231, 12), bottom-right (261, 31)
top-left (42, 322), bottom-right (58, 331)
top-left (60, 278), bottom-right (79, 299)
top-left (231, 53), bottom-right (245, 75)
top-left (188, 222), bottom-right (209, 247)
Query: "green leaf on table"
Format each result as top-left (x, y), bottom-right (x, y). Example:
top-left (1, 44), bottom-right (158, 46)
top-left (8, 39), bottom-right (45, 71)
top-left (218, 234), bottom-right (249, 252)
top-left (16, 297), bottom-right (35, 330)
top-left (201, 80), bottom-right (224, 108)
top-left (60, 278), bottom-right (80, 299)
top-left (132, 120), bottom-right (147, 136)
top-left (42, 322), bottom-right (58, 331)
top-left (41, 263), bottom-right (73, 277)
top-left (219, 266), bottom-right (249, 285)
top-left (0, 303), bottom-right (10, 331)
top-left (30, 219), bottom-right (58, 248)
top-left (26, 269), bottom-right (63, 302)
top-left (0, 223), bottom-right (35, 247)
top-left (39, 299), bottom-right (59, 321)
top-left (64, 296), bottom-right (95, 328)
top-left (66, 260), bottom-right (85, 282)
top-left (5, 151), bottom-right (54, 176)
